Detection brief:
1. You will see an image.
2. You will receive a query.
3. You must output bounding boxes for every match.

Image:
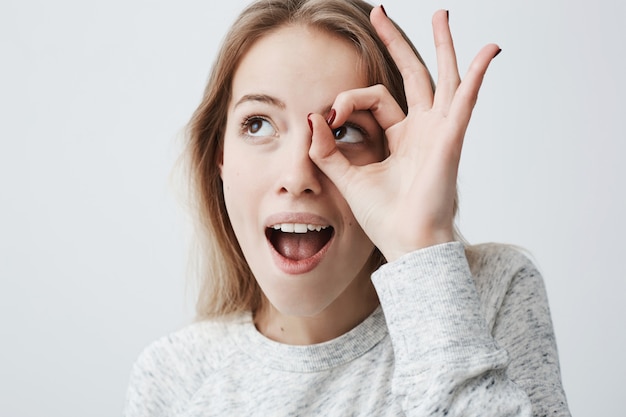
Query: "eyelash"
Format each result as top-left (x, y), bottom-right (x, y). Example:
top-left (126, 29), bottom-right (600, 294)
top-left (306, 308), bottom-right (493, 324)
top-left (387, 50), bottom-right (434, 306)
top-left (240, 115), bottom-right (273, 137)
top-left (335, 122), bottom-right (369, 144)
top-left (238, 115), bottom-right (369, 143)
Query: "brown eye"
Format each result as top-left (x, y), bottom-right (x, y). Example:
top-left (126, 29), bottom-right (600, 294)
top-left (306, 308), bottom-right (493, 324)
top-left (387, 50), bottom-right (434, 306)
top-left (249, 119), bottom-right (263, 134)
top-left (333, 126), bottom-right (347, 140)
top-left (244, 117), bottom-right (275, 137)
top-left (333, 125), bottom-right (365, 144)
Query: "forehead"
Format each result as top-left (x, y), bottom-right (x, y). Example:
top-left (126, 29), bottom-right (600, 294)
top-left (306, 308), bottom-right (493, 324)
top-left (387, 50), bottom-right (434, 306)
top-left (230, 24), bottom-right (368, 108)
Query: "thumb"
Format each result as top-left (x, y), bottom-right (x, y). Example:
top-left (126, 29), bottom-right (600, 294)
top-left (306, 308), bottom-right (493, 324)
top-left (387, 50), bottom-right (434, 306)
top-left (307, 113), bottom-right (353, 194)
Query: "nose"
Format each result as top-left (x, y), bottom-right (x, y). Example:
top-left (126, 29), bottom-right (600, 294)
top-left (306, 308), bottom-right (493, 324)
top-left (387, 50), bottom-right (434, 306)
top-left (277, 128), bottom-right (322, 197)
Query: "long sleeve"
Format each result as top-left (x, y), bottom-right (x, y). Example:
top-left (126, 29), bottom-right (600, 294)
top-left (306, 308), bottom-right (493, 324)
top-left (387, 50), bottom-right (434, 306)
top-left (469, 245), bottom-right (570, 416)
top-left (124, 321), bottom-right (226, 417)
top-left (372, 242), bottom-right (568, 416)
top-left (124, 336), bottom-right (193, 417)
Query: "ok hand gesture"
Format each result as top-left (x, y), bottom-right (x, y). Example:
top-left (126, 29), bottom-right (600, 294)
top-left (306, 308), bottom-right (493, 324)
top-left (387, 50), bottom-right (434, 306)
top-left (308, 7), bottom-right (501, 262)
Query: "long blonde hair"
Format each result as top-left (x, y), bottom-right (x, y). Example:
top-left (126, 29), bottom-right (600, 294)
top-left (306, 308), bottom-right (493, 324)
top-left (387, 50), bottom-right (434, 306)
top-left (186, 0), bottom-right (438, 319)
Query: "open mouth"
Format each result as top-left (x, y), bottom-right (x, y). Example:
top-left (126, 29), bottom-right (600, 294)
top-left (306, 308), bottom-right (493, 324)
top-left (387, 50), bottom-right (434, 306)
top-left (266, 223), bottom-right (334, 261)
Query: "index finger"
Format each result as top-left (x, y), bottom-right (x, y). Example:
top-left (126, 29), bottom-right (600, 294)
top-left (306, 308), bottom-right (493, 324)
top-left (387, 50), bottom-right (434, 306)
top-left (370, 5), bottom-right (434, 110)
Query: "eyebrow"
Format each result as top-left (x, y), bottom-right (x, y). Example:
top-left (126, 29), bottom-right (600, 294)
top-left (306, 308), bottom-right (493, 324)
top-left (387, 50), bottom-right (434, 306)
top-left (234, 94), bottom-right (286, 109)
top-left (233, 93), bottom-right (333, 116)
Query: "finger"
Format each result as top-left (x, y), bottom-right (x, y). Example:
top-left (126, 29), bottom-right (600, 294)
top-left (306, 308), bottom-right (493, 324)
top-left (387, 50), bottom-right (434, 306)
top-left (307, 113), bottom-right (354, 195)
top-left (370, 5), bottom-right (434, 110)
top-left (330, 85), bottom-right (405, 131)
top-left (448, 44), bottom-right (501, 130)
top-left (432, 10), bottom-right (461, 111)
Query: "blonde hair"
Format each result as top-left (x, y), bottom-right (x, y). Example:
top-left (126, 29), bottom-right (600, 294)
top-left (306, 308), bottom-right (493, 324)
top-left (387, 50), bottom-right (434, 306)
top-left (186, 0), bottom-right (442, 319)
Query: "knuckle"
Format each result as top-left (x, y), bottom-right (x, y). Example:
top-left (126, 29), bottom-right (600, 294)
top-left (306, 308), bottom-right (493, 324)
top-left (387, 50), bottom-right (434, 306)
top-left (372, 84), bottom-right (388, 95)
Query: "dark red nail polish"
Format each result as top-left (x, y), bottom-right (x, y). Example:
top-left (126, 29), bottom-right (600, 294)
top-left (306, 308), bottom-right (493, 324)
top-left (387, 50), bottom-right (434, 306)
top-left (380, 5), bottom-right (387, 17)
top-left (494, 48), bottom-right (502, 58)
top-left (307, 113), bottom-right (313, 133)
top-left (325, 109), bottom-right (336, 126)
top-left (446, 10), bottom-right (449, 21)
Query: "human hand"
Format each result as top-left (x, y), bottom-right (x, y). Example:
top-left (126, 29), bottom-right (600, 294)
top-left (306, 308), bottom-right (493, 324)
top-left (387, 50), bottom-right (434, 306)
top-left (308, 7), bottom-right (501, 262)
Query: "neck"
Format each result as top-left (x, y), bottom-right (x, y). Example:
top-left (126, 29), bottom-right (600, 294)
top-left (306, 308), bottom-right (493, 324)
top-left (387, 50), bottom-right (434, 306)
top-left (254, 275), bottom-right (379, 345)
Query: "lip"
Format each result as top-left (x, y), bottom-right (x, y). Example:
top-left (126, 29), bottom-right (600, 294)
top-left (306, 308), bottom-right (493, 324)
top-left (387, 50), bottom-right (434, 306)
top-left (264, 212), bottom-right (334, 275)
top-left (265, 212), bottom-right (332, 229)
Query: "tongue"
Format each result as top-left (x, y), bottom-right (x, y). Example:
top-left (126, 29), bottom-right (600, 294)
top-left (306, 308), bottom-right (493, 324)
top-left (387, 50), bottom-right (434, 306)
top-left (272, 230), bottom-right (331, 261)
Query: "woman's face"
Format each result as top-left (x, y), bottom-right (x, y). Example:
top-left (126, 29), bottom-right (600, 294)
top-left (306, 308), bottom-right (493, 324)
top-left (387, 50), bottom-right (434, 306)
top-left (221, 24), bottom-right (385, 317)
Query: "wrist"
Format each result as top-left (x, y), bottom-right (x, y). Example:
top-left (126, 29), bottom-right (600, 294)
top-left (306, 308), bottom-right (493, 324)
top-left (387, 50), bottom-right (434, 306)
top-left (380, 230), bottom-right (455, 262)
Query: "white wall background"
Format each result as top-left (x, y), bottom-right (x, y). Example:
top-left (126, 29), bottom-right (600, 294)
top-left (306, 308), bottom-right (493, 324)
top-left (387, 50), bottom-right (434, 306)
top-left (1, 0), bottom-right (623, 415)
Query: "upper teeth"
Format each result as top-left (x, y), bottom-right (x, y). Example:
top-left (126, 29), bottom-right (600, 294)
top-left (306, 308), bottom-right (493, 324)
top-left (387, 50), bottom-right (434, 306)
top-left (271, 223), bottom-right (329, 233)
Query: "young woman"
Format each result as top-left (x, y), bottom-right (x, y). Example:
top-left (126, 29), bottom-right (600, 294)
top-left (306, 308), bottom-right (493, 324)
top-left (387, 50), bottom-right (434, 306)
top-left (125, 1), bottom-right (570, 415)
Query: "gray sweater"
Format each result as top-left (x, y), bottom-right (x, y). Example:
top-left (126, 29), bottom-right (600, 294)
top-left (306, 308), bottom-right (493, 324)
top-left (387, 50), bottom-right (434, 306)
top-left (124, 242), bottom-right (570, 416)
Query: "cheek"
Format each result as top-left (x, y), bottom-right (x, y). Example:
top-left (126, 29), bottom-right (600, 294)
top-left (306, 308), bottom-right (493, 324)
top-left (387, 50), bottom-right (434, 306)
top-left (220, 152), bottom-right (242, 214)
top-left (222, 168), bottom-right (252, 249)
top-left (220, 147), bottom-right (265, 228)
top-left (221, 142), bottom-right (244, 192)
top-left (375, 132), bottom-right (388, 161)
top-left (347, 147), bottom-right (386, 167)
top-left (345, 133), bottom-right (387, 166)
top-left (381, 136), bottom-right (390, 160)
top-left (221, 167), bottom-right (244, 213)
top-left (369, 125), bottom-right (387, 161)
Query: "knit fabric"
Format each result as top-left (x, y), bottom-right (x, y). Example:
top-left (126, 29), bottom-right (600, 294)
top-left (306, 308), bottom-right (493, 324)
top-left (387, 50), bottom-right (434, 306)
top-left (124, 242), bottom-right (570, 416)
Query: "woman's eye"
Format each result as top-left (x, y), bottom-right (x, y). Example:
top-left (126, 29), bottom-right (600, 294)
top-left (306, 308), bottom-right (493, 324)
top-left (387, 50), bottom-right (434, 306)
top-left (333, 125), bottom-right (365, 144)
top-left (243, 117), bottom-right (276, 137)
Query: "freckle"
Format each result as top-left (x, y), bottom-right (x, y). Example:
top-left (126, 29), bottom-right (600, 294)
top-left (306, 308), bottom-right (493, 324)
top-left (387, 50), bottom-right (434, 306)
top-left (280, 327), bottom-right (284, 332)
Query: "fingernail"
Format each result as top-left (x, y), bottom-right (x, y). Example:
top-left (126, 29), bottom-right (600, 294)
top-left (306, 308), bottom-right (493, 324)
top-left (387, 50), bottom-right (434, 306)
top-left (307, 113), bottom-right (314, 133)
top-left (380, 5), bottom-right (387, 17)
top-left (494, 48), bottom-right (502, 58)
top-left (325, 109), bottom-right (336, 126)
top-left (446, 10), bottom-right (449, 21)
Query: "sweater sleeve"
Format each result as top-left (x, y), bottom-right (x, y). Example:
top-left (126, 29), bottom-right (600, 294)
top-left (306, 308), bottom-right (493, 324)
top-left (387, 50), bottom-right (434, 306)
top-left (372, 242), bottom-right (533, 416)
top-left (123, 323), bottom-right (221, 417)
top-left (124, 336), bottom-right (192, 417)
top-left (485, 249), bottom-right (570, 416)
